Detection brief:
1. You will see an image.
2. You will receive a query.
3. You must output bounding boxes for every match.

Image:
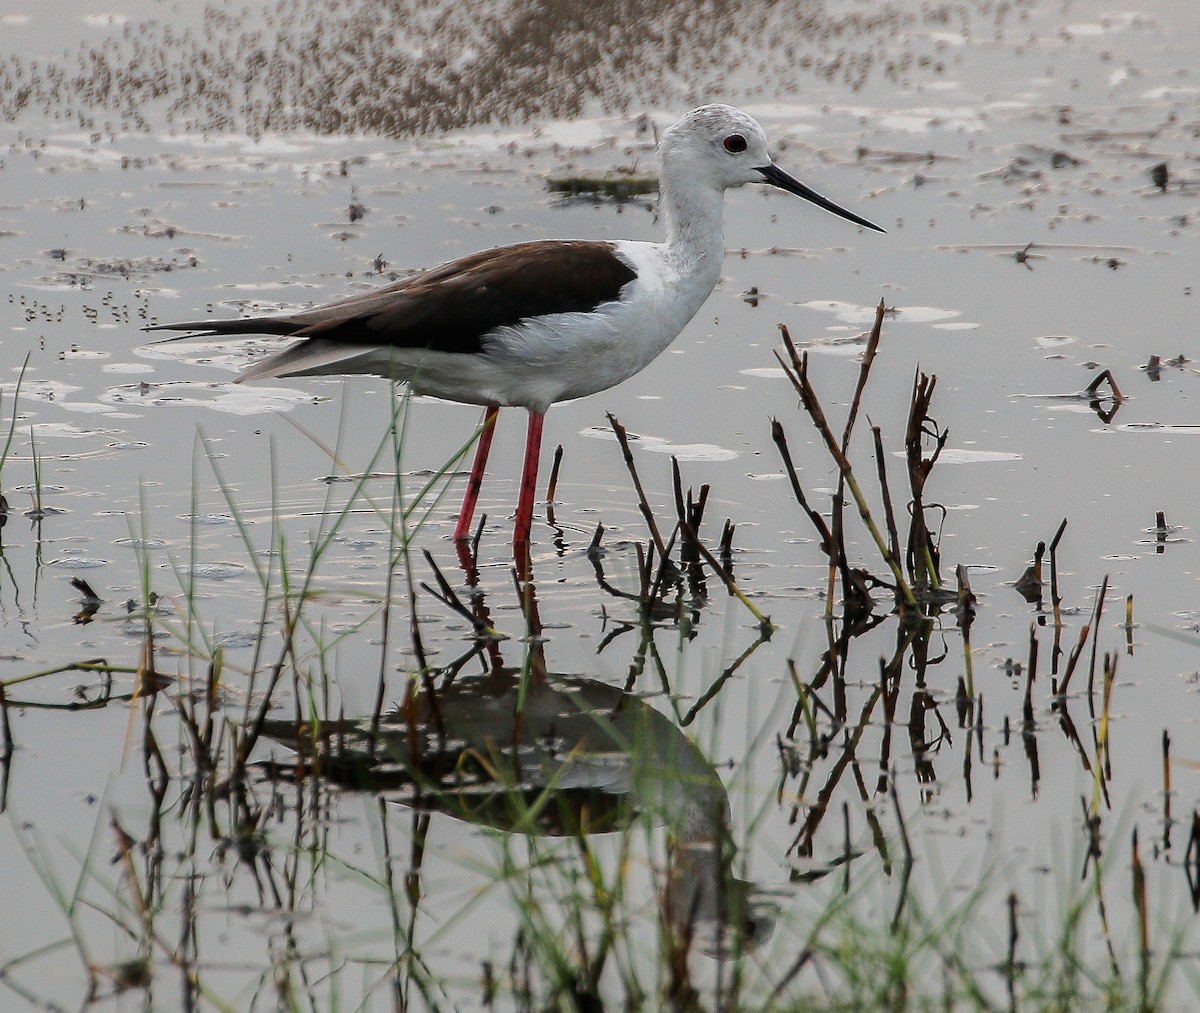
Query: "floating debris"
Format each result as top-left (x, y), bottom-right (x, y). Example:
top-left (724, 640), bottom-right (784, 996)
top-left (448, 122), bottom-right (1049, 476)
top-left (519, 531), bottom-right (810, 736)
top-left (546, 174), bottom-right (658, 200)
top-left (1014, 242), bottom-right (1045, 270)
top-left (1141, 354), bottom-right (1193, 381)
top-left (69, 576), bottom-right (102, 625)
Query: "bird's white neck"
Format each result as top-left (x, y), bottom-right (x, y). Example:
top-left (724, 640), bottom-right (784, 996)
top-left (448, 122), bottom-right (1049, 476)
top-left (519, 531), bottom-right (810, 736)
top-left (659, 167), bottom-right (727, 286)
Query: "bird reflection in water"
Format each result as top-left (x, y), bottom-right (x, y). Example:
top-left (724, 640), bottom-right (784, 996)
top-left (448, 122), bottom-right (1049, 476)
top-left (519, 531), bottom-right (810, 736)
top-left (258, 545), bottom-right (774, 957)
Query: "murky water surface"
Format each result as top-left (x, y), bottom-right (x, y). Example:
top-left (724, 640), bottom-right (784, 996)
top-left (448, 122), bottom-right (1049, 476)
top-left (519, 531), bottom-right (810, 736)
top-left (2, 1), bottom-right (1200, 1008)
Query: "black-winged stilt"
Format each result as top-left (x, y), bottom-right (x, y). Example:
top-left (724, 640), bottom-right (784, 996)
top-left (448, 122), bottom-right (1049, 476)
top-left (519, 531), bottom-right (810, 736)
top-left (147, 105), bottom-right (884, 549)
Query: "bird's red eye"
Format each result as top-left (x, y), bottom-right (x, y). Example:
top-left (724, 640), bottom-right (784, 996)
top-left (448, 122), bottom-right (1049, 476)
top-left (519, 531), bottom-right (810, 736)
top-left (723, 133), bottom-right (747, 153)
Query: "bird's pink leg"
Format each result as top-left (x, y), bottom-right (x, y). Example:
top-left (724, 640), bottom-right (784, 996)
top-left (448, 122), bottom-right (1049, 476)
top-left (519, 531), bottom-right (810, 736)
top-left (454, 405), bottom-right (500, 541)
top-left (512, 409), bottom-right (545, 553)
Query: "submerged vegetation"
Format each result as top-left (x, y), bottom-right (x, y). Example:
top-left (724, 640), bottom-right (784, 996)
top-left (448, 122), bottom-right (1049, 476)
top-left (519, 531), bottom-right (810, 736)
top-left (0, 0), bottom-right (1024, 138)
top-left (0, 308), bottom-right (1195, 1011)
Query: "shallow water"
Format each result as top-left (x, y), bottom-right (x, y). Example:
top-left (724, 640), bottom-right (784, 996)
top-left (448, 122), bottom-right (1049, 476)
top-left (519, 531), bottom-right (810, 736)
top-left (2, 1), bottom-right (1200, 1008)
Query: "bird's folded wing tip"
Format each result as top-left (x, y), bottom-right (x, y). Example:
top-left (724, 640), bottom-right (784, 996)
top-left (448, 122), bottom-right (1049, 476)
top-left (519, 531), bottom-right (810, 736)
top-left (142, 329), bottom-right (214, 345)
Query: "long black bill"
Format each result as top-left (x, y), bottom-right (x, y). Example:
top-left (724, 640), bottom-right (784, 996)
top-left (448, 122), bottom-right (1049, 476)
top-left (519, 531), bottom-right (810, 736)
top-left (756, 163), bottom-right (886, 234)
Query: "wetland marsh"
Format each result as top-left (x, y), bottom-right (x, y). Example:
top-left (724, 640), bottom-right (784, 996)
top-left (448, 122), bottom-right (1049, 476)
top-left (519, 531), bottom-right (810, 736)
top-left (2, 1), bottom-right (1200, 1009)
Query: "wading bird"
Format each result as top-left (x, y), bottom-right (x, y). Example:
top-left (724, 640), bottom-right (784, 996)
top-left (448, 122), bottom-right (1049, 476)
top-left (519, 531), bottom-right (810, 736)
top-left (148, 105), bottom-right (883, 551)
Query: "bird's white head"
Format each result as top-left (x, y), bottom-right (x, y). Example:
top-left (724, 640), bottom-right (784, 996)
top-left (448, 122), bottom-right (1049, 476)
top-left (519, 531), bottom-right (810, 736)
top-left (659, 104), bottom-right (776, 191)
top-left (659, 104), bottom-right (885, 233)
